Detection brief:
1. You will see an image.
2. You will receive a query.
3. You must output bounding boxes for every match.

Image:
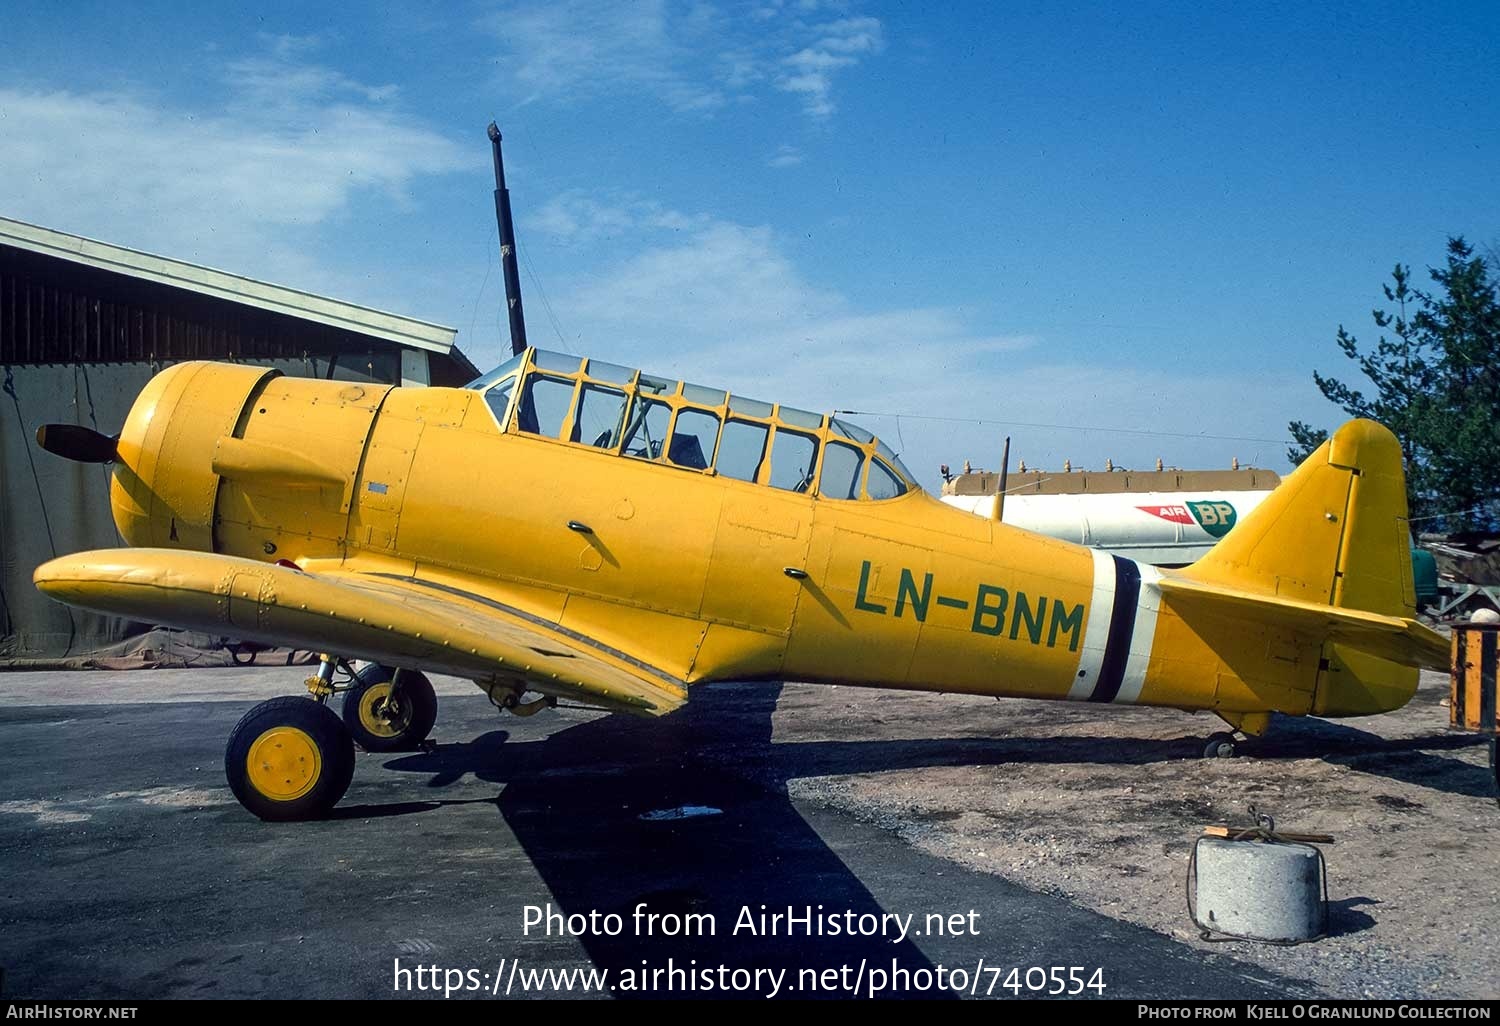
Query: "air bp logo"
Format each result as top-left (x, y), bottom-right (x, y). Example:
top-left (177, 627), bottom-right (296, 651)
top-left (1187, 500), bottom-right (1237, 538)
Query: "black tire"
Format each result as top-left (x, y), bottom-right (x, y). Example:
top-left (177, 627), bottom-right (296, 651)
top-left (341, 665), bottom-right (437, 753)
top-left (1202, 731), bottom-right (1238, 759)
top-left (225, 696), bottom-right (355, 821)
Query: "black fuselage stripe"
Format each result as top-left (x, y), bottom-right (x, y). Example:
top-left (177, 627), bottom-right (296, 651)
top-left (1089, 556), bottom-right (1141, 703)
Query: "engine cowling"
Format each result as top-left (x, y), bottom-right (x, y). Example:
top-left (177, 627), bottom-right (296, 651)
top-left (110, 361), bottom-right (278, 550)
top-left (109, 362), bottom-right (392, 564)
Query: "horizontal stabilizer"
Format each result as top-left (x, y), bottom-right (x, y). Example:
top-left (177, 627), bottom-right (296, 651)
top-left (1158, 575), bottom-right (1448, 670)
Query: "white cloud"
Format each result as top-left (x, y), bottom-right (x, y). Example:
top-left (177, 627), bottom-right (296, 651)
top-left (481, 1), bottom-right (726, 113)
top-left (718, 48), bottom-right (766, 91)
top-left (814, 16), bottom-right (883, 55)
top-left (776, 16), bottom-right (884, 118)
top-left (0, 41), bottom-right (464, 299)
top-left (520, 194), bottom-right (1311, 482)
top-left (529, 198), bottom-right (1033, 457)
top-left (768, 144), bottom-right (804, 168)
top-left (533, 191), bottom-right (710, 243)
top-left (482, 1), bottom-right (885, 121)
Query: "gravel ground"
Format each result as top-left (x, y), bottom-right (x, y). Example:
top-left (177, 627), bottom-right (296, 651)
top-left (4, 662), bottom-right (1491, 998)
top-left (770, 670), bottom-right (1499, 999)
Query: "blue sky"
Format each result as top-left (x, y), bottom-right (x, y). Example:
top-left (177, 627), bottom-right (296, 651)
top-left (4, 1), bottom-right (1497, 485)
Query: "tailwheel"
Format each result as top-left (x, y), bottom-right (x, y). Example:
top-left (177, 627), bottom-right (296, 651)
top-left (226, 696), bottom-right (355, 821)
top-left (341, 665), bottom-right (437, 753)
top-left (1202, 731), bottom-right (1238, 759)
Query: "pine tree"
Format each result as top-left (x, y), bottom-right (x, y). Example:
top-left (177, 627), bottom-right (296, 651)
top-left (1289, 237), bottom-right (1499, 532)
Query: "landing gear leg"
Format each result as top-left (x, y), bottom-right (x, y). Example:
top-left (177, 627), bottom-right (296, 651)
top-left (341, 665), bottom-right (438, 752)
top-left (306, 653), bottom-right (339, 704)
top-left (1202, 711), bottom-right (1270, 759)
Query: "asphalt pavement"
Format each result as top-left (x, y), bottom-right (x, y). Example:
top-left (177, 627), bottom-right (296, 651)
top-left (0, 667), bottom-right (1312, 999)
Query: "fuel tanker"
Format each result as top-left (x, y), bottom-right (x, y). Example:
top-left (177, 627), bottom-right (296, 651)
top-left (939, 464), bottom-right (1280, 567)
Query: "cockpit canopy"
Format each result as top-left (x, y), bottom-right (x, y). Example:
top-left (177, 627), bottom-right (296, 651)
top-left (466, 348), bottom-right (918, 501)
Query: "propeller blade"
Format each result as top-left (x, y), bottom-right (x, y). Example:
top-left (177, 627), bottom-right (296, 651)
top-left (35, 424), bottom-right (119, 464)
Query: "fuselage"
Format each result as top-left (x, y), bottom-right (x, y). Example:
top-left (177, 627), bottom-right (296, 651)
top-left (100, 354), bottom-right (1373, 725)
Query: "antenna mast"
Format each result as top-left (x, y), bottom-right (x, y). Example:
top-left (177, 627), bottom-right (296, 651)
top-left (488, 121), bottom-right (529, 355)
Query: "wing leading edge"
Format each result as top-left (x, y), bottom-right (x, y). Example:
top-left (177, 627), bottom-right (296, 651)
top-left (33, 548), bottom-right (687, 716)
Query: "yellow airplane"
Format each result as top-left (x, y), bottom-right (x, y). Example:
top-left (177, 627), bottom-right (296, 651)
top-left (32, 349), bottom-right (1448, 821)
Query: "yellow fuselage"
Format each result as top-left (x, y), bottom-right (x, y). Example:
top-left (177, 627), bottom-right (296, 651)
top-left (98, 357), bottom-right (1384, 730)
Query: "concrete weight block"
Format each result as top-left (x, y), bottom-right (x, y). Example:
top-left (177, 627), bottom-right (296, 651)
top-left (1193, 838), bottom-right (1325, 942)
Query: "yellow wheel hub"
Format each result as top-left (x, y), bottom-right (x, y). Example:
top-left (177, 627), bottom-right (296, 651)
top-left (245, 726), bottom-right (322, 801)
top-left (358, 683), bottom-right (407, 738)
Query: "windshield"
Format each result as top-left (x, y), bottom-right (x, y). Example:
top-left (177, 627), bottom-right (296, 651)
top-left (464, 352), bottom-right (524, 391)
top-left (876, 439), bottom-right (917, 486)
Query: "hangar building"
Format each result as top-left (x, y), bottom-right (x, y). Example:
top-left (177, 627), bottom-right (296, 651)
top-left (0, 215), bottom-right (479, 663)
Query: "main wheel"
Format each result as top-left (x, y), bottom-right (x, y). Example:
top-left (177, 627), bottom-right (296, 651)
top-left (226, 696), bottom-right (355, 821)
top-left (1202, 731), bottom-right (1238, 759)
top-left (341, 665), bottom-right (437, 753)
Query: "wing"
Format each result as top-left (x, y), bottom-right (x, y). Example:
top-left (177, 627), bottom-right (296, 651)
top-left (33, 548), bottom-right (687, 716)
top-left (1157, 575), bottom-right (1449, 670)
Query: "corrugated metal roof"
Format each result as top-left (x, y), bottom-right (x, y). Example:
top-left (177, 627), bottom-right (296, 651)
top-left (943, 467), bottom-right (1281, 497)
top-left (0, 215), bottom-right (457, 354)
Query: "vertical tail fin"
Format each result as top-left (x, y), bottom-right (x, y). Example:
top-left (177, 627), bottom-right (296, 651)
top-left (1182, 419), bottom-right (1415, 618)
top-left (1178, 419), bottom-right (1425, 716)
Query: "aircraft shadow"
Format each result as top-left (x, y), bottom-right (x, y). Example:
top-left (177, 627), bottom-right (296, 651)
top-left (1255, 714), bottom-right (1494, 800)
top-left (372, 684), bottom-right (1488, 997)
top-left (384, 684), bottom-right (955, 1000)
top-left (381, 714), bottom-right (1488, 788)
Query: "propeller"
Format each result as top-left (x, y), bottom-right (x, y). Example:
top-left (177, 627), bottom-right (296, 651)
top-left (35, 424), bottom-right (120, 464)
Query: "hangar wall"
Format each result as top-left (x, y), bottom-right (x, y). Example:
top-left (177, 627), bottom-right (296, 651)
top-left (1, 359), bottom-right (340, 661)
top-left (0, 220), bottom-right (478, 664)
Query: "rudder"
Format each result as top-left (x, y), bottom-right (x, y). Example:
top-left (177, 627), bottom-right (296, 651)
top-left (1182, 419), bottom-right (1415, 619)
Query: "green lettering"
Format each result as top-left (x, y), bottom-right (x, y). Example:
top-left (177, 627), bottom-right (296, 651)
top-left (854, 560), bottom-right (887, 615)
top-left (1009, 592), bottom-right (1046, 644)
top-left (1048, 600), bottom-right (1085, 652)
top-left (895, 569), bottom-right (933, 622)
top-left (971, 584), bottom-right (1008, 635)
